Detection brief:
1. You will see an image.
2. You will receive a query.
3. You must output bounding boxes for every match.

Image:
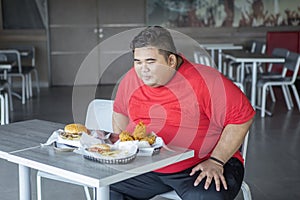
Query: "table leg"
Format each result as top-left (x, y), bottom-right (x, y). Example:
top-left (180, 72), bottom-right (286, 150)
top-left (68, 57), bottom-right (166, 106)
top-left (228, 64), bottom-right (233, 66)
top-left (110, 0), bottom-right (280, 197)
top-left (19, 165), bottom-right (31, 200)
top-left (251, 62), bottom-right (257, 108)
top-left (210, 49), bottom-right (215, 68)
top-left (218, 49), bottom-right (222, 72)
top-left (240, 62), bottom-right (245, 83)
top-left (96, 185), bottom-right (109, 200)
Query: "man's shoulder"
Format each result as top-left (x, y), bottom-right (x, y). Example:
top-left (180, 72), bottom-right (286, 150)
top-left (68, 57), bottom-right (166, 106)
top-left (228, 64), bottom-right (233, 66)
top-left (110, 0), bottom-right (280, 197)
top-left (179, 61), bottom-right (218, 78)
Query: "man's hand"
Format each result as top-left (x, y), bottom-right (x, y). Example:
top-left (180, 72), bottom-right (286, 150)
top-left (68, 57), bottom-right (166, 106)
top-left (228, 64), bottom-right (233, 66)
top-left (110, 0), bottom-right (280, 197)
top-left (189, 159), bottom-right (227, 191)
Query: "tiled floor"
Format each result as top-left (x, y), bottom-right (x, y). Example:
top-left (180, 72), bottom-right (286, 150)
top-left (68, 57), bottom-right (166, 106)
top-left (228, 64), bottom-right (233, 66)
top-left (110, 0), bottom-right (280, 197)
top-left (1, 85), bottom-right (300, 200)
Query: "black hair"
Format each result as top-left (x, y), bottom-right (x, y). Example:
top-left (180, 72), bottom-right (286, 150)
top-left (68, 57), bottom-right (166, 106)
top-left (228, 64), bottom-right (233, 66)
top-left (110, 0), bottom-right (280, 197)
top-left (130, 26), bottom-right (177, 61)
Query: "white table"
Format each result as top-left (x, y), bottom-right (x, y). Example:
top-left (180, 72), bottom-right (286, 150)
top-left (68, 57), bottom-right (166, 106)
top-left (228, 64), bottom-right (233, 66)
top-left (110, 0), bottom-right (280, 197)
top-left (0, 120), bottom-right (64, 199)
top-left (0, 119), bottom-right (194, 200)
top-left (200, 44), bottom-right (243, 72)
top-left (222, 50), bottom-right (285, 107)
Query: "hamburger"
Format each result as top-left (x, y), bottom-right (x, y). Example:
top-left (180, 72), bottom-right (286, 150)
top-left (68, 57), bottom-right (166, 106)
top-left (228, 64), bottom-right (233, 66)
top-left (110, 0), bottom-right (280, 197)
top-left (87, 143), bottom-right (119, 156)
top-left (64, 123), bottom-right (88, 134)
top-left (88, 143), bottom-right (111, 152)
top-left (60, 123), bottom-right (89, 140)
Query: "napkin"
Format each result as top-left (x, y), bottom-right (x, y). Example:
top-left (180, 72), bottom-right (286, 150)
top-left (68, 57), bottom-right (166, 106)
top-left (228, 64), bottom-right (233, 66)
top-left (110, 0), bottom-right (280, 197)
top-left (41, 130), bottom-right (105, 148)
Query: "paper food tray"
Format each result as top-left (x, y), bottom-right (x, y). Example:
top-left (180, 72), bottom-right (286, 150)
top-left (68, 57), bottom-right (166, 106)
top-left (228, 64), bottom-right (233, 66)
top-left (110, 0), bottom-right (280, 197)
top-left (75, 142), bottom-right (138, 164)
top-left (42, 130), bottom-right (105, 150)
top-left (116, 137), bottom-right (164, 156)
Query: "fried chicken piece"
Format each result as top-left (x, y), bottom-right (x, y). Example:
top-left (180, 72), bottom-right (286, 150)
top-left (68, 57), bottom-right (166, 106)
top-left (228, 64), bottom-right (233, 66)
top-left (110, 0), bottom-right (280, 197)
top-left (133, 121), bottom-right (146, 140)
top-left (140, 134), bottom-right (156, 145)
top-left (119, 130), bottom-right (134, 142)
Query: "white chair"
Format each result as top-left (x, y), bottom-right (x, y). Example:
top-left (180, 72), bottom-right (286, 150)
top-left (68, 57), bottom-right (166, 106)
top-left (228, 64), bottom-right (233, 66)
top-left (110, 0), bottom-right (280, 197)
top-left (0, 49), bottom-right (26, 104)
top-left (85, 99), bottom-right (114, 131)
top-left (0, 84), bottom-right (9, 125)
top-left (193, 51), bottom-right (213, 67)
top-left (227, 40), bottom-right (266, 82)
top-left (0, 53), bottom-right (13, 124)
top-left (36, 99), bottom-right (114, 200)
top-left (254, 48), bottom-right (290, 104)
top-left (157, 84), bottom-right (252, 200)
top-left (0, 93), bottom-right (5, 125)
top-left (13, 45), bottom-right (40, 97)
top-left (257, 51), bottom-right (300, 117)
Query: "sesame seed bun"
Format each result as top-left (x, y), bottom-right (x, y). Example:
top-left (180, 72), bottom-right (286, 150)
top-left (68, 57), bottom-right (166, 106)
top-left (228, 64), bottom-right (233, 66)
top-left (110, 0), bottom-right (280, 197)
top-left (64, 123), bottom-right (88, 134)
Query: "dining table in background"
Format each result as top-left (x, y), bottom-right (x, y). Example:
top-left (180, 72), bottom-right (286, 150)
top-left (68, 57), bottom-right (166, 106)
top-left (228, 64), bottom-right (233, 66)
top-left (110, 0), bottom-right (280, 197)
top-left (200, 43), bottom-right (243, 73)
top-left (0, 119), bottom-right (194, 200)
top-left (222, 50), bottom-right (285, 108)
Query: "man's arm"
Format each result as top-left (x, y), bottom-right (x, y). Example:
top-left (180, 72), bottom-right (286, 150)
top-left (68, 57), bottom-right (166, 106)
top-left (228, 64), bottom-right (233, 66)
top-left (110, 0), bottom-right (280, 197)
top-left (190, 117), bottom-right (254, 191)
top-left (211, 117), bottom-right (254, 164)
top-left (112, 111), bottom-right (129, 133)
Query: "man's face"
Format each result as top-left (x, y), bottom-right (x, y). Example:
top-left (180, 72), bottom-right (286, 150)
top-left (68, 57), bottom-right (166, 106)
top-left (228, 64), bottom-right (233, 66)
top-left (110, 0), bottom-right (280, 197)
top-left (133, 47), bottom-right (177, 87)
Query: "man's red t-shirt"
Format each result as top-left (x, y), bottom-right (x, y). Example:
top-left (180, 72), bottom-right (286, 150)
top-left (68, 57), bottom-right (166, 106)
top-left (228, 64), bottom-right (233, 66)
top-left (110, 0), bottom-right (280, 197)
top-left (114, 59), bottom-right (255, 173)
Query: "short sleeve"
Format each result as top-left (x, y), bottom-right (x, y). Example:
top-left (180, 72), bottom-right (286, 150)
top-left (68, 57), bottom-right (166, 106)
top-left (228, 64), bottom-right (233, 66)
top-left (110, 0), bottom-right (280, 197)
top-left (223, 78), bottom-right (255, 125)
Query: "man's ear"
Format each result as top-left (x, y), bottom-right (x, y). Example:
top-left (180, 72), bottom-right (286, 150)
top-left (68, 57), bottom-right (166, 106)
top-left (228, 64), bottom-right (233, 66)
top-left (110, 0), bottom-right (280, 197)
top-left (168, 54), bottom-right (177, 69)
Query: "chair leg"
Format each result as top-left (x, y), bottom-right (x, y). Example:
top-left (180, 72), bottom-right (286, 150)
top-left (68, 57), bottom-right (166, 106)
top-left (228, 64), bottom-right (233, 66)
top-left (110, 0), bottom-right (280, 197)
top-left (21, 75), bottom-right (26, 104)
top-left (236, 64), bottom-right (241, 82)
top-left (33, 69), bottom-right (40, 94)
top-left (7, 84), bottom-right (13, 111)
top-left (4, 92), bottom-right (9, 124)
top-left (257, 87), bottom-right (262, 106)
top-left (241, 181), bottom-right (252, 200)
top-left (291, 84), bottom-right (300, 111)
top-left (269, 86), bottom-right (276, 102)
top-left (25, 74), bottom-right (30, 100)
top-left (285, 85), bottom-right (294, 108)
top-left (28, 73), bottom-right (33, 97)
top-left (0, 94), bottom-right (4, 125)
top-left (282, 85), bottom-right (292, 110)
top-left (261, 85), bottom-right (268, 117)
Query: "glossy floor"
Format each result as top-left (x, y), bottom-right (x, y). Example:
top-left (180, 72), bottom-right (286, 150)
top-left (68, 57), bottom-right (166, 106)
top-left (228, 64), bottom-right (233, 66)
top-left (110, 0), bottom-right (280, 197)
top-left (0, 86), bottom-right (300, 200)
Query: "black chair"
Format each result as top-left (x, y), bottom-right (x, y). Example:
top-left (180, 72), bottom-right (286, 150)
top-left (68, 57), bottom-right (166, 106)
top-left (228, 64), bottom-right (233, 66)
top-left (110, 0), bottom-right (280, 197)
top-left (10, 45), bottom-right (40, 98)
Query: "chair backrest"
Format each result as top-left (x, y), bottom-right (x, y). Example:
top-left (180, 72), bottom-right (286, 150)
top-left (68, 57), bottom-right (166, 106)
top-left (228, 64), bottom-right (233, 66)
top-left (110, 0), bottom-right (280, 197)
top-left (12, 45), bottom-right (35, 67)
top-left (0, 53), bottom-right (7, 62)
top-left (267, 48), bottom-right (290, 73)
top-left (249, 40), bottom-right (266, 54)
top-left (85, 99), bottom-right (114, 132)
top-left (0, 50), bottom-right (22, 73)
top-left (272, 48), bottom-right (289, 58)
top-left (193, 51), bottom-right (213, 67)
top-left (282, 51), bottom-right (300, 82)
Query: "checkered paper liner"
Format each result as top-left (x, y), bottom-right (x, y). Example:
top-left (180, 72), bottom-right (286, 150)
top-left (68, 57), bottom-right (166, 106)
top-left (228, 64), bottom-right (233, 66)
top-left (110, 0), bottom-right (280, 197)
top-left (75, 140), bottom-right (138, 164)
top-left (83, 153), bottom-right (137, 164)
